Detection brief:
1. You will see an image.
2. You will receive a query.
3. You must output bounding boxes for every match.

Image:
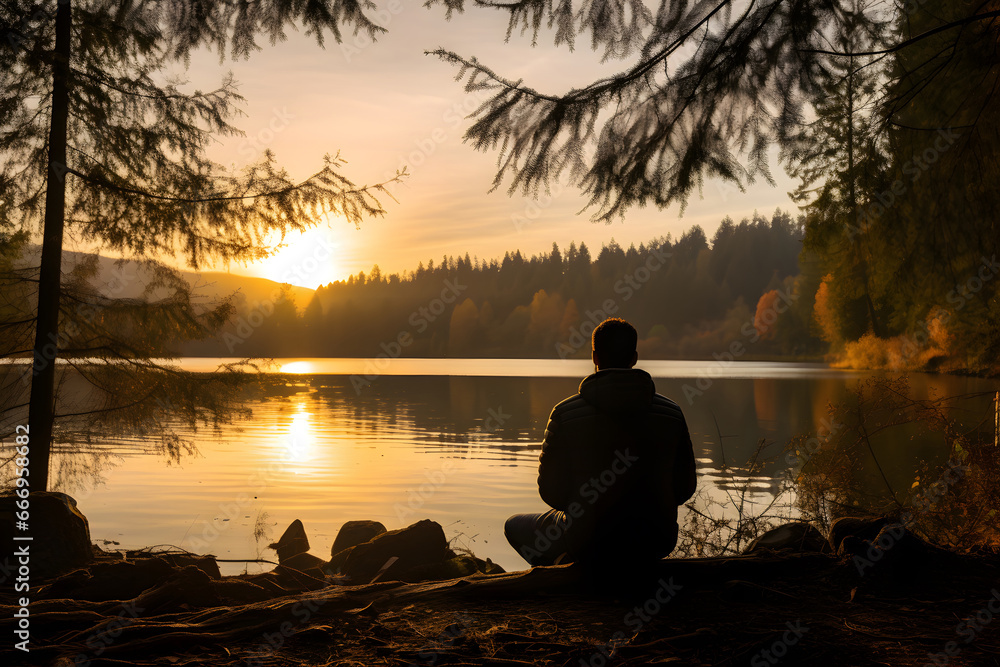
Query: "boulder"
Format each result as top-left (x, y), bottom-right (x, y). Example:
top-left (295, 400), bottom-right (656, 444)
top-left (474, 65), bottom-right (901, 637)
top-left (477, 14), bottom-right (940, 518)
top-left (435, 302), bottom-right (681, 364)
top-left (38, 556), bottom-right (176, 601)
top-left (331, 520), bottom-right (387, 557)
top-left (268, 519), bottom-right (309, 563)
top-left (837, 522), bottom-right (960, 589)
top-left (341, 519), bottom-right (452, 583)
top-left (0, 492), bottom-right (93, 578)
top-left (397, 553), bottom-right (506, 583)
top-left (154, 552), bottom-right (221, 579)
top-left (281, 551), bottom-right (328, 577)
top-left (130, 565), bottom-right (222, 615)
top-left (327, 545), bottom-right (355, 573)
top-left (744, 522), bottom-right (828, 555)
top-left (828, 516), bottom-right (889, 553)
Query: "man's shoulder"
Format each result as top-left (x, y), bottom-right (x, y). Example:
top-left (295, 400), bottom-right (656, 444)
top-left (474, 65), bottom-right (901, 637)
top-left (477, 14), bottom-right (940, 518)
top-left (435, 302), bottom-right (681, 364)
top-left (551, 393), bottom-right (592, 421)
top-left (550, 392), bottom-right (686, 423)
top-left (650, 393), bottom-right (687, 422)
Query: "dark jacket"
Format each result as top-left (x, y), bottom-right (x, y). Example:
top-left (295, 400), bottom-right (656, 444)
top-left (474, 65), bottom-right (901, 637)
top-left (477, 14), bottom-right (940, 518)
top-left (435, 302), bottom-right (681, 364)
top-left (537, 368), bottom-right (697, 560)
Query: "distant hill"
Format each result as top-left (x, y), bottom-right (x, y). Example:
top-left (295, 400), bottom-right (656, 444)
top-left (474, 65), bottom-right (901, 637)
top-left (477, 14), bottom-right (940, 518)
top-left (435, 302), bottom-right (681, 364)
top-left (184, 271), bottom-right (315, 311)
top-left (25, 247), bottom-right (315, 311)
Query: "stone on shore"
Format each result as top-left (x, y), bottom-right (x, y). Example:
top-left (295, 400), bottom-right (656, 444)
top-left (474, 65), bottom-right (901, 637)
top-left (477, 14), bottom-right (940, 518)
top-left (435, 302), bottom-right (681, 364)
top-left (341, 519), bottom-right (452, 583)
top-left (154, 552), bottom-right (222, 579)
top-left (331, 519), bottom-right (387, 557)
top-left (268, 519), bottom-right (310, 563)
top-left (38, 556), bottom-right (177, 601)
top-left (0, 492), bottom-right (93, 578)
top-left (744, 522), bottom-right (828, 554)
top-left (281, 551), bottom-right (328, 577)
top-left (828, 516), bottom-right (889, 552)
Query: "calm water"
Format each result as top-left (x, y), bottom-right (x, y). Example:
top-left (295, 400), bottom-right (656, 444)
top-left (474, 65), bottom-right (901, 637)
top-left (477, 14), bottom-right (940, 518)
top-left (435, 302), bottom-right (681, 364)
top-left (42, 359), bottom-right (1000, 574)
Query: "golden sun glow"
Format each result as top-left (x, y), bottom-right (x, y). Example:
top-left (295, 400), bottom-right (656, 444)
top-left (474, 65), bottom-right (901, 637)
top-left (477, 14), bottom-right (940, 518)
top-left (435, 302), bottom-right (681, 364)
top-left (282, 406), bottom-right (314, 463)
top-left (254, 226), bottom-right (342, 289)
top-left (279, 361), bottom-right (318, 374)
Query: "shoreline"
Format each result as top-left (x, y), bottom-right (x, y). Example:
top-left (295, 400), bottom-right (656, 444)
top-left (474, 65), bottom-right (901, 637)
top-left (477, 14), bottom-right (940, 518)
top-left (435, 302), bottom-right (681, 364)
top-left (3, 536), bottom-right (998, 667)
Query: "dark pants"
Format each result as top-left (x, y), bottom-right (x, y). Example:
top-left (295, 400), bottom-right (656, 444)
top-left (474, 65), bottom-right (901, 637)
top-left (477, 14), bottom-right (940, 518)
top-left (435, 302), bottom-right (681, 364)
top-left (504, 510), bottom-right (574, 566)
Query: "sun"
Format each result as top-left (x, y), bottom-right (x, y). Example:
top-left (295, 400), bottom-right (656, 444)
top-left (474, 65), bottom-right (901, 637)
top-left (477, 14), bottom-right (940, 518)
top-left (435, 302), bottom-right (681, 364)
top-left (254, 226), bottom-right (343, 288)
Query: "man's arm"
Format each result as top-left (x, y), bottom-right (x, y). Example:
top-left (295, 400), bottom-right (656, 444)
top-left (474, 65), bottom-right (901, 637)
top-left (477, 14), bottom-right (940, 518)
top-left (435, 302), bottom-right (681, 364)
top-left (537, 408), bottom-right (573, 510)
top-left (673, 419), bottom-right (698, 505)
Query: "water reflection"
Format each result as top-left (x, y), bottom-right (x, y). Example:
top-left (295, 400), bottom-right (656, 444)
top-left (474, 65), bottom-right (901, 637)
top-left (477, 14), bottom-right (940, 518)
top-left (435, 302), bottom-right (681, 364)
top-left (282, 405), bottom-right (314, 464)
top-left (28, 364), bottom-right (1000, 573)
top-left (279, 361), bottom-right (319, 374)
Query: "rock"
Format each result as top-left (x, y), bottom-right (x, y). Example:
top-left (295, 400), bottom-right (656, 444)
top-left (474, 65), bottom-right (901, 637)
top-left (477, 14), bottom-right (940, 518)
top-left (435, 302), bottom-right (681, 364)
top-left (268, 519), bottom-right (309, 563)
top-left (38, 557), bottom-right (176, 601)
top-left (281, 551), bottom-right (328, 577)
top-left (837, 523), bottom-right (960, 590)
top-left (341, 519), bottom-right (452, 583)
top-left (398, 554), bottom-right (506, 583)
top-left (327, 545), bottom-right (355, 573)
top-left (0, 492), bottom-right (93, 578)
top-left (130, 565), bottom-right (222, 614)
top-left (744, 522), bottom-right (828, 555)
top-left (828, 516), bottom-right (889, 552)
top-left (331, 520), bottom-right (387, 557)
top-left (155, 553), bottom-right (221, 579)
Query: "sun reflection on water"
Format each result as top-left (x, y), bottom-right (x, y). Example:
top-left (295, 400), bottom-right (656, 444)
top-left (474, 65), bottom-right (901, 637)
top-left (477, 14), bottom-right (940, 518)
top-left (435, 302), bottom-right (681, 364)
top-left (279, 361), bottom-right (318, 374)
top-left (282, 406), bottom-right (314, 464)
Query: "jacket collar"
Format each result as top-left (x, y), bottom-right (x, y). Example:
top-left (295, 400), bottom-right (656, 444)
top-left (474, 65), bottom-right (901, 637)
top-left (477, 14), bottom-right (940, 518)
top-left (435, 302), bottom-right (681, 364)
top-left (579, 368), bottom-right (655, 413)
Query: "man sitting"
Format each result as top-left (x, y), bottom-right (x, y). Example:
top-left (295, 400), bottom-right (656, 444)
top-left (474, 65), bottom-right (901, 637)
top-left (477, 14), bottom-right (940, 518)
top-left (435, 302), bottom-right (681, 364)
top-left (504, 317), bottom-right (697, 566)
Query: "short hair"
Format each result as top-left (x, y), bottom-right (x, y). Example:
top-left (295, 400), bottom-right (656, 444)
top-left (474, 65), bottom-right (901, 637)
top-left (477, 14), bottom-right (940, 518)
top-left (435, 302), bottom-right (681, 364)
top-left (592, 318), bottom-right (637, 368)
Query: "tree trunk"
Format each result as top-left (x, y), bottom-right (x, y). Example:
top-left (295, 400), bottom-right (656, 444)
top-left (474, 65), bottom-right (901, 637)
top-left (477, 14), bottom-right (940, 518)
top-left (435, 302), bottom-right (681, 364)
top-left (846, 55), bottom-right (883, 338)
top-left (28, 0), bottom-right (72, 493)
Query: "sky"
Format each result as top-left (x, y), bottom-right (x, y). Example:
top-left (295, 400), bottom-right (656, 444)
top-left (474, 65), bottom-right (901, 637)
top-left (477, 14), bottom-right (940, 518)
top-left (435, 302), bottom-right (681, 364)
top-left (181, 2), bottom-right (801, 288)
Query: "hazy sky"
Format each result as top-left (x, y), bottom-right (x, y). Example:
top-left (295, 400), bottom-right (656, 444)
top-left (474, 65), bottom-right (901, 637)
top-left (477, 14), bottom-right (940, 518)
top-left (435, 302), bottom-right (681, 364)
top-left (182, 2), bottom-right (800, 288)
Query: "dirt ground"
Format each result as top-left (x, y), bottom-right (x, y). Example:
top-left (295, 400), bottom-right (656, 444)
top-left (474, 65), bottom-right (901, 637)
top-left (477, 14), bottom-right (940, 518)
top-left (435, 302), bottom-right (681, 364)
top-left (4, 549), bottom-right (1000, 667)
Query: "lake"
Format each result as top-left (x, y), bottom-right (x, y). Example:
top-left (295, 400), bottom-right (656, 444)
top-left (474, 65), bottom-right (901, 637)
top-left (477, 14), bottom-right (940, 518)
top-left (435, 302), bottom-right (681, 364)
top-left (37, 359), bottom-right (1000, 574)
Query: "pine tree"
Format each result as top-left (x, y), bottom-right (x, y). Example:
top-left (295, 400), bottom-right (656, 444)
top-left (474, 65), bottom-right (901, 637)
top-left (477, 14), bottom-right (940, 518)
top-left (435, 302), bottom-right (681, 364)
top-left (781, 0), bottom-right (887, 337)
top-left (1, 1), bottom-right (401, 490)
top-left (426, 0), bottom-right (997, 224)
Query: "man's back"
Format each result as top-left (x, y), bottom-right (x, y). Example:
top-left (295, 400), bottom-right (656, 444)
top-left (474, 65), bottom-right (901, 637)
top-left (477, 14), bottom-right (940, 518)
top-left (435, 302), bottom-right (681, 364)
top-left (537, 368), bottom-right (697, 562)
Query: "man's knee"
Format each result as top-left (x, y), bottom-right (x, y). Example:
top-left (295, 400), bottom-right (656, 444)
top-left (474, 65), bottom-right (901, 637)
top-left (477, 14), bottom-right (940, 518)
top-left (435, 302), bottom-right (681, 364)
top-left (504, 513), bottom-right (533, 546)
top-left (503, 515), bottom-right (517, 541)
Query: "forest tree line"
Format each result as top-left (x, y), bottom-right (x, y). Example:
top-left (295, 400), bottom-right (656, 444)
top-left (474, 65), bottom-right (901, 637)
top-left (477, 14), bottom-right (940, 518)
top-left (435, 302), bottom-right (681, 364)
top-left (184, 209), bottom-right (822, 360)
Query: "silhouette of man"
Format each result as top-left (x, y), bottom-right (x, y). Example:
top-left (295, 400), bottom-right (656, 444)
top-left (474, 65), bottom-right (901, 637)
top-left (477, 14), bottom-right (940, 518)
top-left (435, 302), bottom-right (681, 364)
top-left (504, 317), bottom-right (697, 566)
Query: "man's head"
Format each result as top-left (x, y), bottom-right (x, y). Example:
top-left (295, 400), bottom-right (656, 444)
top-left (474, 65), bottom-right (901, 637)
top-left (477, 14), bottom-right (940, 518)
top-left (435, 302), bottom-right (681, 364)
top-left (591, 318), bottom-right (638, 370)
